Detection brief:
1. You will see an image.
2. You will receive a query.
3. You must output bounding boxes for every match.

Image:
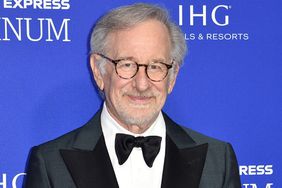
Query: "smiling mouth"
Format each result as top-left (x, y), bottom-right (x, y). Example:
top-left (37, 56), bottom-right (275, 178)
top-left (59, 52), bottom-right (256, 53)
top-left (127, 95), bottom-right (153, 104)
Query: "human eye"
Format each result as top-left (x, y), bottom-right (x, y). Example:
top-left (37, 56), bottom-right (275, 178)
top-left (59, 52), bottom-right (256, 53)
top-left (148, 63), bottom-right (165, 72)
top-left (117, 60), bottom-right (136, 71)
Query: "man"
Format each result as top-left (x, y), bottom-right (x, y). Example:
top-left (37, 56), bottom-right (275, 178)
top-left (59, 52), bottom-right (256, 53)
top-left (24, 3), bottom-right (241, 188)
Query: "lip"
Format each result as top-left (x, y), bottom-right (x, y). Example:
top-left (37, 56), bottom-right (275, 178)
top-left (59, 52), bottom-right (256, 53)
top-left (127, 95), bottom-right (153, 104)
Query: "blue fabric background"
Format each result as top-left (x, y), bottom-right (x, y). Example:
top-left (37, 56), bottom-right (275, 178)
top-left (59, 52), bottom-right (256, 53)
top-left (0, 0), bottom-right (281, 187)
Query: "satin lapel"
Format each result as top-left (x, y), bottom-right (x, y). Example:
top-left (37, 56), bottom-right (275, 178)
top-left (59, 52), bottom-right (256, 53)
top-left (60, 136), bottom-right (119, 188)
top-left (161, 112), bottom-right (208, 188)
top-left (161, 136), bottom-right (208, 188)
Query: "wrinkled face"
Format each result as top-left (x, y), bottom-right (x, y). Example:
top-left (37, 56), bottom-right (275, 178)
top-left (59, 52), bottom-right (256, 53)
top-left (91, 20), bottom-right (178, 132)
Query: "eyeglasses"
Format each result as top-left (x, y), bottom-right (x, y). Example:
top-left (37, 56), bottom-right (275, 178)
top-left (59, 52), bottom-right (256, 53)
top-left (96, 53), bottom-right (173, 82)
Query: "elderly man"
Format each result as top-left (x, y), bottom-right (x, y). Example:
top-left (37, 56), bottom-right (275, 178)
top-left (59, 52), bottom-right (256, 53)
top-left (24, 3), bottom-right (241, 188)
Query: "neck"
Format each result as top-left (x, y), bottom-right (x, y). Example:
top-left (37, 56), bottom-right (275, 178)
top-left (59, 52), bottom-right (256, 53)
top-left (123, 124), bottom-right (151, 134)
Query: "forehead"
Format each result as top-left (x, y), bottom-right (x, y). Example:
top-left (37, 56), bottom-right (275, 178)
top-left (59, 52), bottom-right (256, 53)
top-left (107, 20), bottom-right (171, 59)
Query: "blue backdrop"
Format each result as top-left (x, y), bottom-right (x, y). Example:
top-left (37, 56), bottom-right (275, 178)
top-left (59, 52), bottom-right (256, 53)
top-left (0, 0), bottom-right (281, 187)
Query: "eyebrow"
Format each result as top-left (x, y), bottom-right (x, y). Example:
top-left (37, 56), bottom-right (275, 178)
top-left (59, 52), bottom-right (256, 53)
top-left (115, 56), bottom-right (167, 63)
top-left (114, 56), bottom-right (136, 61)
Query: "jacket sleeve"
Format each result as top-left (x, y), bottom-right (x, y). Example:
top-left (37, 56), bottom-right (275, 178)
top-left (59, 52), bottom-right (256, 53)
top-left (23, 146), bottom-right (51, 188)
top-left (223, 143), bottom-right (241, 188)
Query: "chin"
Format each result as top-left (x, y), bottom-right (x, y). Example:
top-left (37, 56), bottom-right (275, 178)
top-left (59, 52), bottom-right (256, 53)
top-left (123, 116), bottom-right (153, 128)
top-left (118, 108), bottom-right (159, 126)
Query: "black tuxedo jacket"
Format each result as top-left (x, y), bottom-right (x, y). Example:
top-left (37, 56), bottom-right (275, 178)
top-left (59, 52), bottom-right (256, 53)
top-left (24, 111), bottom-right (241, 188)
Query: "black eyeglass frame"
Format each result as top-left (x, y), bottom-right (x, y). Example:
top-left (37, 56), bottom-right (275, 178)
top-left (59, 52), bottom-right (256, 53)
top-left (95, 53), bottom-right (174, 82)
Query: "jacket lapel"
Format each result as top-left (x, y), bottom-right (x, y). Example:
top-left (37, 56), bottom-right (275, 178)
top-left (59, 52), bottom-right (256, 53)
top-left (59, 110), bottom-right (208, 188)
top-left (60, 110), bottom-right (119, 188)
top-left (162, 113), bottom-right (208, 188)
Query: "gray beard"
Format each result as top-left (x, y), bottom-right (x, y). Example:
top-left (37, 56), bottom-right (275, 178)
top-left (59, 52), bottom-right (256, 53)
top-left (116, 107), bottom-right (160, 129)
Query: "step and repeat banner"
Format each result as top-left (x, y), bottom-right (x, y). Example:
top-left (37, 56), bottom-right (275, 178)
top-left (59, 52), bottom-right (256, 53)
top-left (0, 0), bottom-right (281, 187)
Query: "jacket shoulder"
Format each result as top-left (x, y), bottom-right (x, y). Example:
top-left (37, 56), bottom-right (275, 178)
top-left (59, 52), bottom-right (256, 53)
top-left (34, 110), bottom-right (102, 152)
top-left (181, 126), bottom-right (228, 145)
top-left (35, 126), bottom-right (84, 152)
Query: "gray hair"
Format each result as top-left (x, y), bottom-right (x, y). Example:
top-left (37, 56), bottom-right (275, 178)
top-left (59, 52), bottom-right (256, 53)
top-left (90, 3), bottom-right (187, 73)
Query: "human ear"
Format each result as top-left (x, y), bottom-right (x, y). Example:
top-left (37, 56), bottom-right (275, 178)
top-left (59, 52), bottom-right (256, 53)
top-left (90, 54), bottom-right (104, 90)
top-left (167, 63), bottom-right (179, 94)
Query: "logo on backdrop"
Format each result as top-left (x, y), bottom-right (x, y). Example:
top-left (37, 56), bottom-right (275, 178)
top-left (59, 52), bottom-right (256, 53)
top-left (239, 165), bottom-right (274, 188)
top-left (0, 0), bottom-right (71, 42)
top-left (0, 173), bottom-right (25, 188)
top-left (179, 4), bottom-right (249, 41)
top-left (3, 0), bottom-right (70, 9)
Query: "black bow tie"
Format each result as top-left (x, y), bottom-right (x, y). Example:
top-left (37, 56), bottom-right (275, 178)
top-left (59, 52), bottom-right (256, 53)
top-left (115, 133), bottom-right (162, 168)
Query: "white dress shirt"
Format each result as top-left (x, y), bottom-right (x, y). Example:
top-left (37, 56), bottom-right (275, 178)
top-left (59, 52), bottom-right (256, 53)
top-left (101, 103), bottom-right (166, 188)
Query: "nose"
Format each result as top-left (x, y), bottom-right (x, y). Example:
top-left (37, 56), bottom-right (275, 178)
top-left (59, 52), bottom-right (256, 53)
top-left (132, 66), bottom-right (151, 92)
